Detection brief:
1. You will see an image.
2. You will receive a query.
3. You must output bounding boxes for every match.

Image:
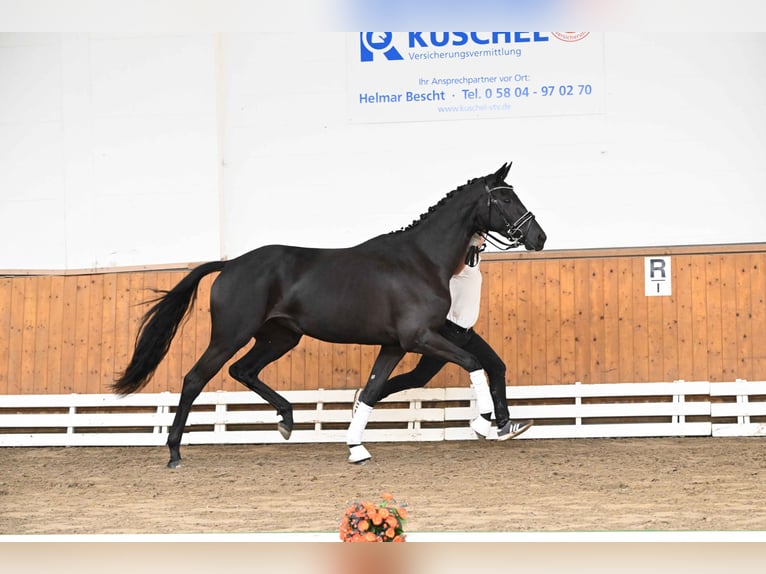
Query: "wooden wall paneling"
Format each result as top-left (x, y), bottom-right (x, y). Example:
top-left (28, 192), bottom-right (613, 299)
top-left (690, 255), bottom-right (709, 381)
top-left (147, 271), bottom-right (170, 393)
top-left (631, 257), bottom-right (649, 382)
top-left (31, 275), bottom-right (51, 394)
top-left (317, 340), bottom-right (333, 391)
top-left (602, 259), bottom-right (620, 383)
top-left (529, 260), bottom-right (547, 385)
top-left (734, 254), bottom-right (753, 381)
top-left (3, 245), bottom-right (766, 395)
top-left (349, 344), bottom-right (363, 388)
top-left (273, 346), bottom-right (293, 392)
top-left (719, 255), bottom-right (739, 380)
top-left (291, 338), bottom-right (308, 391)
top-left (751, 254), bottom-right (766, 378)
top-left (646, 272), bottom-right (665, 383)
top-left (0, 278), bottom-right (11, 394)
top-left (544, 259), bottom-right (561, 385)
top-left (46, 276), bottom-right (65, 395)
top-left (486, 256), bottom-right (504, 369)
top-left (99, 273), bottom-right (117, 394)
top-left (588, 259), bottom-right (605, 384)
top-left (501, 260), bottom-right (520, 386)
top-left (661, 264), bottom-right (680, 382)
top-left (59, 276), bottom-right (78, 393)
top-left (674, 256), bottom-right (694, 381)
top-left (12, 279), bottom-right (27, 393)
top-left (558, 260), bottom-right (576, 385)
top-left (573, 257), bottom-right (591, 383)
top-left (330, 340), bottom-right (346, 390)
top-left (113, 273), bottom-right (132, 392)
top-left (19, 277), bottom-right (37, 394)
top-left (72, 275), bottom-right (91, 394)
top-left (85, 274), bottom-right (104, 393)
top-left (705, 255), bottom-right (724, 381)
top-left (157, 272), bottom-right (178, 391)
top-left (304, 337), bottom-right (320, 391)
top-left (515, 260), bottom-right (532, 384)
top-left (617, 257), bottom-right (634, 382)
top-left (356, 344), bottom-right (373, 388)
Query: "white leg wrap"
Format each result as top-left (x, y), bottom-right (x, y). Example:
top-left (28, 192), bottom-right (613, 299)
top-left (348, 444), bottom-right (372, 464)
top-left (346, 401), bottom-right (373, 445)
top-left (469, 369), bottom-right (494, 415)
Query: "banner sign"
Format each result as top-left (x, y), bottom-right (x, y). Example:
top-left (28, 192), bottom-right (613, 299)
top-left (347, 32), bottom-right (604, 123)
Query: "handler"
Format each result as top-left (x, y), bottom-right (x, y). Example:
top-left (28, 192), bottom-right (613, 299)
top-left (358, 234), bottom-right (533, 440)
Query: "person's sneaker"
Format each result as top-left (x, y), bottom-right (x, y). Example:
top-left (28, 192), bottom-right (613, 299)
top-left (470, 416), bottom-right (492, 439)
top-left (496, 419), bottom-right (534, 441)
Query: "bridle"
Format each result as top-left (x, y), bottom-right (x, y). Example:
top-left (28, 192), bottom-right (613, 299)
top-left (482, 184), bottom-right (536, 250)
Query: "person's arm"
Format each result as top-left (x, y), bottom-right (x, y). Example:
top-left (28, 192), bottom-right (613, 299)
top-left (455, 234), bottom-right (485, 275)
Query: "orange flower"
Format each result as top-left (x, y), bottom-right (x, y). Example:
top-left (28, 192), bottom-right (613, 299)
top-left (340, 494), bottom-right (408, 543)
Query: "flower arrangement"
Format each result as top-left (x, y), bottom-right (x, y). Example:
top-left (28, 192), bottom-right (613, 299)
top-left (339, 492), bottom-right (408, 542)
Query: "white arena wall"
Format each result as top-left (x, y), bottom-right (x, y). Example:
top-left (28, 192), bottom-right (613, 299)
top-left (1, 32), bottom-right (765, 271)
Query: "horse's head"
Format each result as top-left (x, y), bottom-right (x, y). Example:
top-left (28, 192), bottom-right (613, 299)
top-left (475, 162), bottom-right (546, 251)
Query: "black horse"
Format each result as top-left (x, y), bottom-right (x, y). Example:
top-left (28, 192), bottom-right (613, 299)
top-left (113, 163), bottom-right (546, 467)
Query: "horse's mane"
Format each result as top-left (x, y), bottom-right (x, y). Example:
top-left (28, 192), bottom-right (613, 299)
top-left (392, 177), bottom-right (482, 234)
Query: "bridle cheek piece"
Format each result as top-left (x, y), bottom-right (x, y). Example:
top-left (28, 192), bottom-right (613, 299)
top-left (482, 184), bottom-right (536, 250)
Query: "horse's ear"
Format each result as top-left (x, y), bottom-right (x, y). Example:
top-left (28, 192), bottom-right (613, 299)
top-left (494, 162), bottom-right (512, 182)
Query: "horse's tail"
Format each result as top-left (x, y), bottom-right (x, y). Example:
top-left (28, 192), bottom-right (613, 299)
top-left (112, 260), bottom-right (227, 396)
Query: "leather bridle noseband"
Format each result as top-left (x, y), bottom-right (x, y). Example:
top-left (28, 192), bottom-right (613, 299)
top-left (482, 184), bottom-right (536, 250)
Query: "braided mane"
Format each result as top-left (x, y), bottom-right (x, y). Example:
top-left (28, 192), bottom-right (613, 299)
top-left (392, 177), bottom-right (482, 234)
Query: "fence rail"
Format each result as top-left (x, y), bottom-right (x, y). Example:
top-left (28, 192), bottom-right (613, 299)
top-left (1, 381), bottom-right (764, 447)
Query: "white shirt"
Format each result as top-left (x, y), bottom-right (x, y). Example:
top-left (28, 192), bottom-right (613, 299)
top-left (446, 260), bottom-right (482, 329)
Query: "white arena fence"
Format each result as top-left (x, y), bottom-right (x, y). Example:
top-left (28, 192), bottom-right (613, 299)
top-left (0, 380), bottom-right (765, 447)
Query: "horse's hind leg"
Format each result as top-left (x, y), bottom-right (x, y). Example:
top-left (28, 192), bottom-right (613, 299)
top-left (167, 342), bottom-right (242, 468)
top-left (228, 322), bottom-right (302, 439)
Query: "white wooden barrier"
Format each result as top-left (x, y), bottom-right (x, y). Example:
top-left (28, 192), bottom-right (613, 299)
top-left (0, 381), bottom-right (763, 447)
top-left (711, 379), bottom-right (766, 437)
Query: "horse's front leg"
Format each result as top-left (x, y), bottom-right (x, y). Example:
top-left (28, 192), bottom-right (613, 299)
top-left (347, 345), bottom-right (405, 464)
top-left (407, 330), bottom-right (494, 438)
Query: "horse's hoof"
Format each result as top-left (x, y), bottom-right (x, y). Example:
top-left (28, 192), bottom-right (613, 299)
top-left (278, 421), bottom-right (292, 440)
top-left (348, 444), bottom-right (371, 465)
top-left (167, 459), bottom-right (181, 469)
